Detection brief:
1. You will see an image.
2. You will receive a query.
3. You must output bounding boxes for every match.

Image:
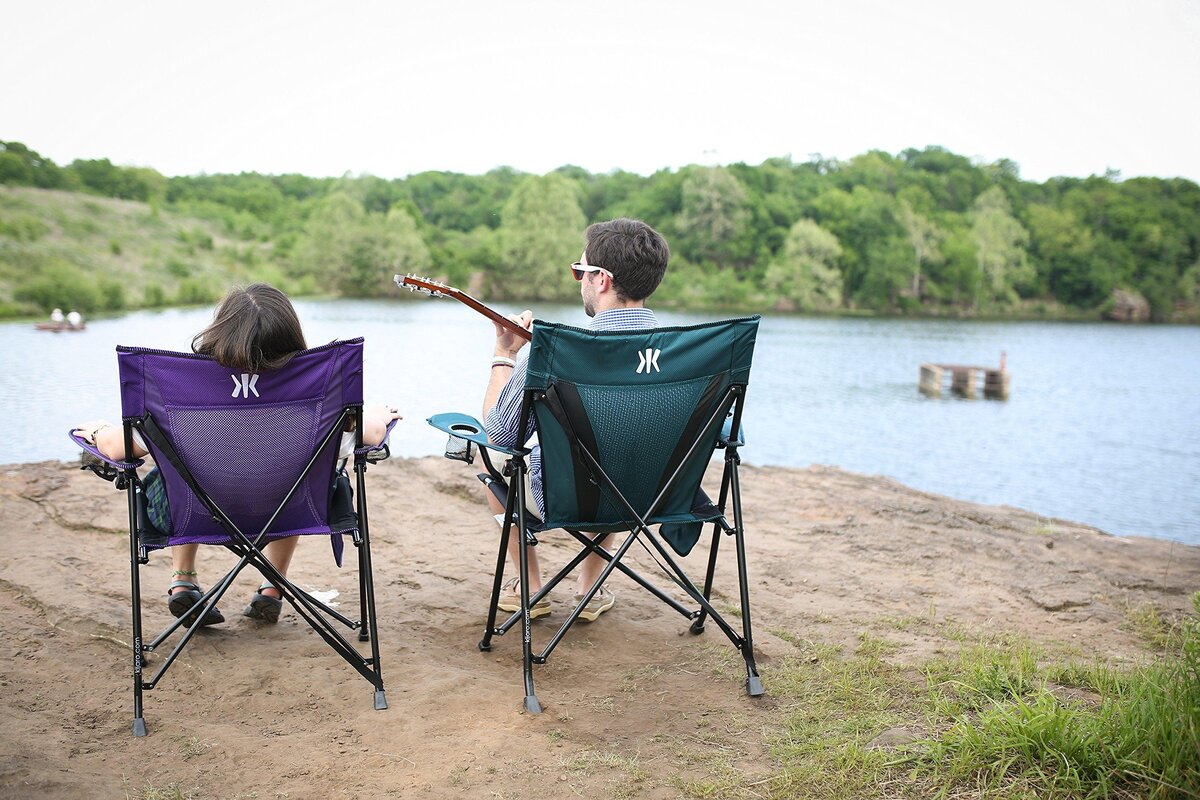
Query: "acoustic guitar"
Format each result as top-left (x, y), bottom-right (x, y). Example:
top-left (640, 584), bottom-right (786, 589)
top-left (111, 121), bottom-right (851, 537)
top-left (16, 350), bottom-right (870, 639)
top-left (393, 274), bottom-right (533, 342)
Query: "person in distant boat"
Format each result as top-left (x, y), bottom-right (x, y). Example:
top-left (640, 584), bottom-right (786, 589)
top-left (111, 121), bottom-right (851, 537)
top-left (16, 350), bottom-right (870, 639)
top-left (482, 218), bottom-right (670, 622)
top-left (51, 308), bottom-right (64, 326)
top-left (66, 310), bottom-right (83, 329)
top-left (73, 284), bottom-right (402, 627)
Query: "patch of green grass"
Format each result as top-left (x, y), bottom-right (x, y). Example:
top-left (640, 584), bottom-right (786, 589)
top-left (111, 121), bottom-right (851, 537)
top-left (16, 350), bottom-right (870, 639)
top-left (0, 186), bottom-right (283, 318)
top-left (917, 593), bottom-right (1200, 799)
top-left (856, 631), bottom-right (902, 660)
top-left (619, 664), bottom-right (663, 694)
top-left (122, 780), bottom-right (194, 800)
top-left (756, 594), bottom-right (1200, 799)
top-left (1030, 518), bottom-right (1057, 536)
top-left (1122, 601), bottom-right (1181, 651)
top-left (448, 764), bottom-right (470, 786)
top-left (172, 734), bottom-right (210, 761)
top-left (670, 726), bottom-right (759, 799)
top-left (762, 633), bottom-right (917, 799)
top-left (560, 748), bottom-right (653, 797)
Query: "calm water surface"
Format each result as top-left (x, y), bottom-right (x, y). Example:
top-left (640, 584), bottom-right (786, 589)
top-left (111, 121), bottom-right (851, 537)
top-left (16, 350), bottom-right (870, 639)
top-left (3, 299), bottom-right (1198, 544)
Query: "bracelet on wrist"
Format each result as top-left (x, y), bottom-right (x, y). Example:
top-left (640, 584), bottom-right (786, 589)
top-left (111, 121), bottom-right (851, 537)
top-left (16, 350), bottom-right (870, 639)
top-left (491, 357), bottom-right (516, 369)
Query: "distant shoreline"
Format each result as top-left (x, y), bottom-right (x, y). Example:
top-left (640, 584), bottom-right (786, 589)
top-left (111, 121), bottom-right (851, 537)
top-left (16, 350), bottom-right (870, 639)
top-left (6, 293), bottom-right (1197, 326)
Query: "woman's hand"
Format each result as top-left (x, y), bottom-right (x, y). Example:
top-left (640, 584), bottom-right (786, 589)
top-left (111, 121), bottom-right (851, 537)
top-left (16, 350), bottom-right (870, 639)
top-left (360, 404), bottom-right (402, 447)
top-left (72, 420), bottom-right (147, 460)
top-left (73, 420), bottom-right (113, 446)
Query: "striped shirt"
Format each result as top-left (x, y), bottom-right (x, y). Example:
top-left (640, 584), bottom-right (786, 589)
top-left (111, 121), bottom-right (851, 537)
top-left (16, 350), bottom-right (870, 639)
top-left (485, 307), bottom-right (659, 517)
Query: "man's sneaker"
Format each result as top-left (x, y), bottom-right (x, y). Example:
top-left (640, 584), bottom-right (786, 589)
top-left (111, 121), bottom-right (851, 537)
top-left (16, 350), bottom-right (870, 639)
top-left (573, 586), bottom-right (616, 622)
top-left (496, 576), bottom-right (551, 619)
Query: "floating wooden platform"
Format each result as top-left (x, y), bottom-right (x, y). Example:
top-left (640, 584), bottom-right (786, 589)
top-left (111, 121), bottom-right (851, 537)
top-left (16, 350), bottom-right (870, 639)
top-left (919, 360), bottom-right (1010, 400)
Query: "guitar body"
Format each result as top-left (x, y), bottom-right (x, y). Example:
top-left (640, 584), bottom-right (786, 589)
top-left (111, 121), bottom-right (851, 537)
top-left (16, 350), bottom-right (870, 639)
top-left (394, 274), bottom-right (532, 342)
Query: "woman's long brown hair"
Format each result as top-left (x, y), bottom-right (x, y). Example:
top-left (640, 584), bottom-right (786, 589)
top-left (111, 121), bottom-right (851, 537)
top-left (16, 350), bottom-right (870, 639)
top-left (191, 284), bottom-right (307, 372)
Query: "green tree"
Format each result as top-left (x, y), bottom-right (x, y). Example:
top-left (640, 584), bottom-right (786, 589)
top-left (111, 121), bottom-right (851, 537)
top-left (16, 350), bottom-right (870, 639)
top-left (13, 261), bottom-right (103, 312)
top-left (970, 186), bottom-right (1032, 306)
top-left (496, 173), bottom-right (586, 300)
top-left (675, 166), bottom-right (752, 269)
top-left (0, 141), bottom-right (68, 188)
top-left (373, 205), bottom-right (432, 289)
top-left (292, 192), bottom-right (430, 296)
top-left (1026, 204), bottom-right (1112, 306)
top-left (898, 200), bottom-right (945, 299)
top-left (763, 218), bottom-right (843, 311)
top-left (291, 192), bottom-right (364, 279)
top-left (810, 186), bottom-right (907, 309)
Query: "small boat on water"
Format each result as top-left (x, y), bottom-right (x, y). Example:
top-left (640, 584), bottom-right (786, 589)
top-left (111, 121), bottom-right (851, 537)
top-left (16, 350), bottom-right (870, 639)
top-left (35, 322), bottom-right (87, 332)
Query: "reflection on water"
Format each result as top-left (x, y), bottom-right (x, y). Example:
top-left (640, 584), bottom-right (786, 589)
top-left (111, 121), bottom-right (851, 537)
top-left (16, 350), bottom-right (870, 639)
top-left (3, 299), bottom-right (1198, 545)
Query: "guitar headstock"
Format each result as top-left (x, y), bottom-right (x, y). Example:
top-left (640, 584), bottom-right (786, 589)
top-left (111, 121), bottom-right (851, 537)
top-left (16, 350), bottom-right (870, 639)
top-left (394, 274), bottom-right (457, 298)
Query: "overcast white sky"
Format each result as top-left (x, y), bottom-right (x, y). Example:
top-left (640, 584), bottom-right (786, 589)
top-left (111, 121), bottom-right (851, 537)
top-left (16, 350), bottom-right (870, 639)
top-left (4, 0), bottom-right (1199, 183)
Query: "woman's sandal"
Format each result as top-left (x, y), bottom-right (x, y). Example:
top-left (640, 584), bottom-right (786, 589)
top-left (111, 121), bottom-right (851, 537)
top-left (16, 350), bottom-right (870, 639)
top-left (167, 580), bottom-right (226, 627)
top-left (243, 581), bottom-right (283, 624)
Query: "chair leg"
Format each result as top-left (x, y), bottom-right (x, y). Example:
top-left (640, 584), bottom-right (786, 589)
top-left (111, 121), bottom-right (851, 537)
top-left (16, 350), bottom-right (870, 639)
top-left (729, 462), bottom-right (763, 697)
top-left (692, 460), bottom-right (734, 635)
top-left (357, 533), bottom-right (370, 643)
top-left (513, 461), bottom-right (540, 714)
top-left (354, 463), bottom-right (387, 708)
top-left (690, 524), bottom-right (723, 635)
top-left (127, 481), bottom-right (147, 737)
top-left (481, 487), bottom-right (516, 652)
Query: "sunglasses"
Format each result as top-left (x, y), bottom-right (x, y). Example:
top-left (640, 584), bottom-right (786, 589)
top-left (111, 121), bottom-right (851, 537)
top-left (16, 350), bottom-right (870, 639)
top-left (570, 262), bottom-right (614, 281)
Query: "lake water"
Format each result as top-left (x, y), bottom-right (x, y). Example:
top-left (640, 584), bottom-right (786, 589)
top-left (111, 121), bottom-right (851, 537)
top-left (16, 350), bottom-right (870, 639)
top-left (3, 299), bottom-right (1198, 545)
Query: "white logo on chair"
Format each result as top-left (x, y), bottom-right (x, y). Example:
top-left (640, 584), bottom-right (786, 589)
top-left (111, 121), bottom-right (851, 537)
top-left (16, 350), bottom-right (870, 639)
top-left (231, 373), bottom-right (260, 398)
top-left (636, 348), bottom-right (661, 374)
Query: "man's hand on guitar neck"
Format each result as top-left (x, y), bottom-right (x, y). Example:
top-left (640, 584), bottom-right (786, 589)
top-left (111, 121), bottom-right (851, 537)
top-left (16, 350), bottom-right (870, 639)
top-left (484, 310), bottom-right (532, 422)
top-left (494, 310), bottom-right (533, 359)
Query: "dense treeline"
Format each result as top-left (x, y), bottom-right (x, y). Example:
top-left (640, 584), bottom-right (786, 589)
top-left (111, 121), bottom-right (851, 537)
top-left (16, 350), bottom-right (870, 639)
top-left (2, 139), bottom-right (1198, 321)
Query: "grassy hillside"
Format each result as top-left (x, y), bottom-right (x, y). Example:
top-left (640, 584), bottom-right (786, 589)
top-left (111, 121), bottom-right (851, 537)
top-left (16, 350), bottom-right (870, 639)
top-left (0, 186), bottom-right (290, 318)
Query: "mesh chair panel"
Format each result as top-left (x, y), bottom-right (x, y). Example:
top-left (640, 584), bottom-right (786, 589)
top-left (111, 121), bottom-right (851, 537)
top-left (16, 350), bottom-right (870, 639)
top-left (168, 401), bottom-right (327, 541)
top-left (576, 377), bottom-right (711, 523)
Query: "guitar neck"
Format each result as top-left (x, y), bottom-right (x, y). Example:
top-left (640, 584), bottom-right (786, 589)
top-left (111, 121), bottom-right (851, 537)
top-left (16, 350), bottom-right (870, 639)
top-left (398, 275), bottom-right (532, 342)
top-left (453, 292), bottom-right (533, 342)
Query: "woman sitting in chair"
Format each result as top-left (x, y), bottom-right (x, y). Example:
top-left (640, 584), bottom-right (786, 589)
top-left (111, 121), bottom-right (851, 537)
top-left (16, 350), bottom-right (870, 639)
top-left (73, 283), bottom-right (401, 626)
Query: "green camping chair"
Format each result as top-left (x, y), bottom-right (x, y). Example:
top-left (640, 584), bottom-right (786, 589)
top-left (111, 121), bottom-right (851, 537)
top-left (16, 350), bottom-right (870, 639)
top-left (429, 316), bottom-right (762, 712)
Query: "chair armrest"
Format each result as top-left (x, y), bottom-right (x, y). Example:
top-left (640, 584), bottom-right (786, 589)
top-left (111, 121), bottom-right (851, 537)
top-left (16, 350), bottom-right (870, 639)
top-left (719, 416), bottom-right (746, 448)
top-left (354, 417), bottom-right (399, 456)
top-left (426, 413), bottom-right (517, 456)
top-left (68, 429), bottom-right (144, 471)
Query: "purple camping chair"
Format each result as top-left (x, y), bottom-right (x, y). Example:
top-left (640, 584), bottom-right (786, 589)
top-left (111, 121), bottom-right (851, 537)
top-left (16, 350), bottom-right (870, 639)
top-left (70, 338), bottom-right (393, 737)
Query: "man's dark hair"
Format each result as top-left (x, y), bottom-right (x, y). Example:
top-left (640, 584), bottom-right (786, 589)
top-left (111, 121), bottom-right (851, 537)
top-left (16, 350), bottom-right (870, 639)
top-left (584, 218), bottom-right (669, 302)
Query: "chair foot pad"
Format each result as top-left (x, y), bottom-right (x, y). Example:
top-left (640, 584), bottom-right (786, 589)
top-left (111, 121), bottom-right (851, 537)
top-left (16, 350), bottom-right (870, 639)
top-left (747, 675), bottom-right (764, 697)
top-left (374, 690), bottom-right (388, 710)
top-left (524, 695), bottom-right (542, 714)
top-left (132, 717), bottom-right (148, 737)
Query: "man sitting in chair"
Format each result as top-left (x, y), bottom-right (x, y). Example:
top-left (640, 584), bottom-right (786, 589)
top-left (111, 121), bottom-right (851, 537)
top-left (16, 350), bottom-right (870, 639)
top-left (482, 218), bottom-right (670, 622)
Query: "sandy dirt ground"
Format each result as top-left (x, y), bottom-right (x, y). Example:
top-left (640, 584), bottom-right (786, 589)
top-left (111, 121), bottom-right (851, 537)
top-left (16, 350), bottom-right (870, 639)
top-left (0, 456), bottom-right (1196, 799)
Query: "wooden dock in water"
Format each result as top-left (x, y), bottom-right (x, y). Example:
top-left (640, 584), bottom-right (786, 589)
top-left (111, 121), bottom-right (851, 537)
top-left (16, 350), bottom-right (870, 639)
top-left (919, 356), bottom-right (1010, 400)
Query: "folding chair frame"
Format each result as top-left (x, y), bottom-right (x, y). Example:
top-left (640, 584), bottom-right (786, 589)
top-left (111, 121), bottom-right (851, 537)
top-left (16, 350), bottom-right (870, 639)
top-left (86, 404), bottom-right (388, 737)
top-left (461, 383), bottom-right (762, 714)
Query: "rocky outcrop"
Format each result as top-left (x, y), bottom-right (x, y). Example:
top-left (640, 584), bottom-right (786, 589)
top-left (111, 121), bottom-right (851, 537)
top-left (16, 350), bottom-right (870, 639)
top-left (1104, 289), bottom-right (1151, 322)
